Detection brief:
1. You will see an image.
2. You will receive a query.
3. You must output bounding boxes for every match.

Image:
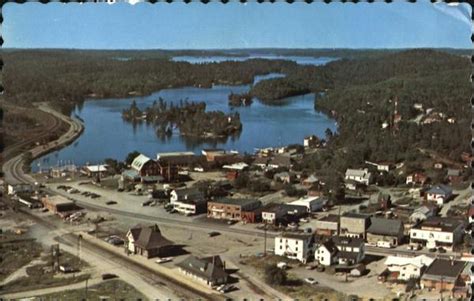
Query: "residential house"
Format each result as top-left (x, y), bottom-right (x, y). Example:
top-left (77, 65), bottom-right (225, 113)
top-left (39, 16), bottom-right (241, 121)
top-left (340, 213), bottom-right (371, 239)
top-left (288, 196), bottom-right (327, 213)
top-left (207, 198), bottom-right (262, 223)
top-left (425, 184), bottom-right (453, 206)
top-left (252, 156), bottom-right (269, 169)
top-left (315, 214), bottom-right (339, 236)
top-left (420, 259), bottom-right (472, 299)
top-left (410, 217), bottom-right (465, 250)
top-left (383, 255), bottom-right (434, 281)
top-left (268, 155), bottom-right (292, 169)
top-left (273, 171), bottom-right (293, 184)
top-left (446, 168), bottom-right (463, 185)
top-left (345, 168), bottom-right (372, 186)
top-left (409, 205), bottom-right (437, 224)
top-left (365, 161), bottom-right (393, 172)
top-left (170, 188), bottom-right (207, 215)
top-left (366, 217), bottom-right (404, 247)
top-left (261, 203), bottom-right (307, 225)
top-left (406, 172), bottom-right (429, 186)
top-left (177, 255), bottom-right (228, 288)
top-left (126, 224), bottom-right (173, 258)
top-left (314, 236), bottom-right (365, 266)
top-left (303, 135), bottom-right (321, 148)
top-left (81, 164), bottom-right (108, 178)
top-left (274, 233), bottom-right (314, 263)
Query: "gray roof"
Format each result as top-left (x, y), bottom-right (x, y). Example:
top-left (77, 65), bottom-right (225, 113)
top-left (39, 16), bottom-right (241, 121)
top-left (212, 198), bottom-right (261, 207)
top-left (422, 259), bottom-right (466, 282)
top-left (416, 217), bottom-right (464, 232)
top-left (367, 218), bottom-right (403, 236)
top-left (131, 154), bottom-right (152, 171)
top-left (447, 169), bottom-right (461, 177)
top-left (173, 188), bottom-right (204, 200)
top-left (134, 224), bottom-right (173, 250)
top-left (426, 184), bottom-right (453, 196)
top-left (177, 255), bottom-right (228, 282)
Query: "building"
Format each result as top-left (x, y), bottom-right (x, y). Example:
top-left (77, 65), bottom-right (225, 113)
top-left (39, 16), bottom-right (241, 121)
top-left (365, 161), bottom-right (393, 172)
top-left (467, 205), bottom-right (474, 224)
top-left (261, 203), bottom-right (307, 225)
top-left (446, 168), bottom-right (463, 185)
top-left (274, 233), bottom-right (314, 263)
top-left (409, 205), bottom-right (437, 224)
top-left (406, 172), bottom-right (429, 186)
top-left (207, 198), bottom-right (262, 223)
top-left (177, 255), bottom-right (228, 287)
top-left (201, 149), bottom-right (226, 161)
top-left (222, 162), bottom-right (249, 180)
top-left (156, 151), bottom-right (199, 182)
top-left (303, 135), bottom-right (321, 148)
top-left (340, 213), bottom-right (371, 239)
top-left (345, 168), bottom-right (372, 186)
top-left (366, 217), bottom-right (404, 247)
top-left (252, 156), bottom-right (269, 169)
top-left (268, 155), bottom-right (292, 169)
top-left (288, 196), bottom-right (327, 213)
top-left (273, 171), bottom-right (293, 184)
top-left (315, 215), bottom-right (339, 236)
top-left (169, 188), bottom-right (207, 215)
top-left (302, 175), bottom-right (319, 187)
top-left (314, 236), bottom-right (365, 266)
top-left (425, 184), bottom-right (453, 206)
top-left (81, 164), bottom-right (108, 178)
top-left (7, 183), bottom-right (33, 195)
top-left (130, 154), bottom-right (161, 178)
top-left (383, 255), bottom-right (434, 281)
top-left (126, 224), bottom-right (173, 258)
top-left (420, 259), bottom-right (472, 299)
top-left (41, 195), bottom-right (77, 214)
top-left (410, 217), bottom-right (465, 250)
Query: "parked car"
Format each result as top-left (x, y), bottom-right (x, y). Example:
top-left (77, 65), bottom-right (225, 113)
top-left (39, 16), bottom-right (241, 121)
top-left (438, 247), bottom-right (447, 253)
top-left (155, 257), bottom-right (173, 264)
top-left (208, 231), bottom-right (221, 237)
top-left (428, 247), bottom-right (437, 252)
top-left (217, 284), bottom-right (233, 293)
top-left (304, 277), bottom-right (318, 285)
top-left (276, 262), bottom-right (288, 269)
top-left (142, 200), bottom-right (152, 207)
top-left (102, 273), bottom-right (118, 280)
top-left (105, 201), bottom-right (117, 205)
top-left (59, 264), bottom-right (76, 273)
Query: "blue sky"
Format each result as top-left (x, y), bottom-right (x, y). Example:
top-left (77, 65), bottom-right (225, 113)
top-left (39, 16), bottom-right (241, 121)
top-left (2, 1), bottom-right (472, 49)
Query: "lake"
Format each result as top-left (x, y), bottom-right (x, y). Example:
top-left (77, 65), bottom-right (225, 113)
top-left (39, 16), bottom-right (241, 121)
top-left (171, 55), bottom-right (337, 66)
top-left (31, 61), bottom-right (337, 171)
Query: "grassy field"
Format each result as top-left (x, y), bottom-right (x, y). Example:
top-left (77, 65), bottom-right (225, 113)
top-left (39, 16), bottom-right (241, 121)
top-left (30, 279), bottom-right (147, 301)
top-left (0, 233), bottom-right (42, 282)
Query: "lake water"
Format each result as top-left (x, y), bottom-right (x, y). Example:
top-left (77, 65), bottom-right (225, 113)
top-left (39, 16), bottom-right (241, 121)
top-left (171, 55), bottom-right (337, 66)
top-left (32, 62), bottom-right (337, 171)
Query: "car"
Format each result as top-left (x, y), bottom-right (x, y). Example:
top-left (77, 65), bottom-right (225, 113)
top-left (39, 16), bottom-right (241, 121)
top-left (428, 247), bottom-right (437, 252)
top-left (208, 231), bottom-right (221, 237)
top-left (59, 264), bottom-right (76, 273)
top-left (304, 277), bottom-right (318, 285)
top-left (117, 188), bottom-right (124, 192)
top-left (438, 247), bottom-right (447, 253)
top-left (142, 200), bottom-right (152, 206)
top-left (217, 284), bottom-right (233, 293)
top-left (102, 273), bottom-right (118, 280)
top-left (227, 220), bottom-right (236, 225)
top-left (105, 201), bottom-right (117, 205)
top-left (155, 257), bottom-right (173, 264)
top-left (169, 209), bottom-right (177, 214)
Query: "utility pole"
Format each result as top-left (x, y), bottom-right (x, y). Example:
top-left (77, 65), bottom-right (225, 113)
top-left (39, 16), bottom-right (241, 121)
top-left (263, 221), bottom-right (267, 256)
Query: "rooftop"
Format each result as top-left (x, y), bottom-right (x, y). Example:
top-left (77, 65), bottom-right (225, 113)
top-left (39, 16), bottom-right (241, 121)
top-left (422, 259), bottom-right (466, 282)
top-left (211, 198), bottom-right (260, 207)
top-left (131, 154), bottom-right (152, 171)
top-left (385, 255), bottom-right (434, 268)
top-left (415, 217), bottom-right (464, 232)
top-left (367, 217), bottom-right (403, 236)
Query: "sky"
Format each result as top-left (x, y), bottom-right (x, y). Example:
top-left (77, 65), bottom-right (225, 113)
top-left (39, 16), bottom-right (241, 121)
top-left (2, 0), bottom-right (472, 49)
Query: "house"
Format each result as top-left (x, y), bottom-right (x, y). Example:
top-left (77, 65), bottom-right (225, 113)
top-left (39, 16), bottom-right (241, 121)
top-left (409, 205), bottom-right (436, 224)
top-left (383, 255), bottom-right (434, 281)
top-left (339, 213), bottom-right (371, 239)
top-left (420, 259), bottom-right (472, 299)
top-left (288, 196), bottom-right (327, 213)
top-left (366, 217), bottom-right (404, 247)
top-left (177, 255), bottom-right (228, 287)
top-left (222, 162), bottom-right (249, 180)
top-left (425, 184), bottom-right (453, 206)
top-left (446, 168), bottom-right (463, 184)
top-left (131, 154), bottom-right (161, 178)
top-left (169, 188), bottom-right (207, 215)
top-left (345, 168), bottom-right (372, 186)
top-left (302, 175), bottom-right (319, 187)
top-left (261, 203), bottom-right (307, 225)
top-left (274, 233), bottom-right (314, 263)
top-left (406, 172), bottom-right (429, 186)
top-left (315, 214), bottom-right (339, 236)
top-left (126, 224), bottom-right (173, 258)
top-left (314, 236), bottom-right (365, 266)
top-left (252, 156), bottom-right (269, 169)
top-left (344, 179), bottom-right (364, 191)
top-left (365, 161), bottom-right (393, 172)
top-left (273, 171), bottom-right (293, 184)
top-left (410, 217), bottom-right (465, 250)
top-left (303, 135), bottom-right (321, 148)
top-left (7, 183), bottom-right (33, 195)
top-left (41, 195), bottom-right (78, 214)
top-left (201, 149), bottom-right (226, 161)
top-left (268, 155), bottom-right (292, 169)
top-left (207, 198), bottom-right (262, 223)
top-left (170, 187), bottom-right (204, 204)
top-left (81, 164), bottom-right (108, 178)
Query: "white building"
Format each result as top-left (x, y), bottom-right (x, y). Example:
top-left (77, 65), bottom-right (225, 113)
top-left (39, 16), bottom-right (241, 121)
top-left (288, 196), bottom-right (327, 213)
top-left (410, 217), bottom-right (465, 250)
top-left (314, 236), bottom-right (365, 266)
top-left (345, 168), bottom-right (372, 186)
top-left (384, 255), bottom-right (434, 281)
top-left (7, 183), bottom-right (33, 195)
top-left (274, 233), bottom-right (314, 263)
top-left (425, 184), bottom-right (453, 206)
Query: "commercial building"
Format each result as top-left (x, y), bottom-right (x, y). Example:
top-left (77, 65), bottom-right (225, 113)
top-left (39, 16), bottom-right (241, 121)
top-left (409, 217), bottom-right (465, 250)
top-left (382, 255), bottom-right (434, 281)
top-left (126, 224), bottom-right (174, 258)
top-left (207, 198), bottom-right (262, 223)
top-left (41, 195), bottom-right (77, 214)
top-left (315, 214), bottom-right (340, 236)
top-left (366, 217), bottom-right (404, 247)
top-left (339, 213), bottom-right (371, 239)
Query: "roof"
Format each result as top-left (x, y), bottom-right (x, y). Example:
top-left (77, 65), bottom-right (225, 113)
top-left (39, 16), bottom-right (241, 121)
top-left (269, 155), bottom-right (292, 167)
top-left (222, 162), bottom-right (249, 171)
top-left (253, 157), bottom-right (269, 165)
top-left (426, 184), bottom-right (453, 196)
top-left (416, 217), bottom-right (464, 232)
top-left (134, 224), bottom-right (173, 250)
top-left (422, 259), bottom-right (466, 282)
top-left (131, 154), bottom-right (152, 171)
top-left (157, 151), bottom-right (195, 158)
top-left (172, 187), bottom-right (204, 200)
top-left (447, 169), bottom-right (461, 177)
top-left (177, 255), bottom-right (228, 282)
top-left (211, 198), bottom-right (261, 207)
top-left (122, 169), bottom-right (140, 179)
top-left (318, 214), bottom-right (340, 223)
top-left (342, 212), bottom-right (371, 220)
top-left (289, 196), bottom-right (326, 207)
top-left (367, 218), bottom-right (403, 236)
top-left (320, 240), bottom-right (338, 255)
top-left (303, 175), bottom-right (319, 183)
top-left (412, 205), bottom-right (433, 216)
top-left (43, 195), bottom-right (74, 206)
top-left (385, 255), bottom-right (434, 268)
top-left (345, 169), bottom-right (368, 177)
top-left (332, 236), bottom-right (365, 248)
top-left (84, 165), bottom-right (108, 172)
top-left (280, 233), bottom-right (313, 241)
top-left (128, 224), bottom-right (144, 241)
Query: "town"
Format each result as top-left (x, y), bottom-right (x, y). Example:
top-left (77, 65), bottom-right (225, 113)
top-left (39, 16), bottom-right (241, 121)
top-left (2, 130), bottom-right (473, 300)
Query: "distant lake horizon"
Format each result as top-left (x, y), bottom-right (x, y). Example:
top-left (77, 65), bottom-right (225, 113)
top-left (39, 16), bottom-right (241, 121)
top-left (171, 55), bottom-right (338, 66)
